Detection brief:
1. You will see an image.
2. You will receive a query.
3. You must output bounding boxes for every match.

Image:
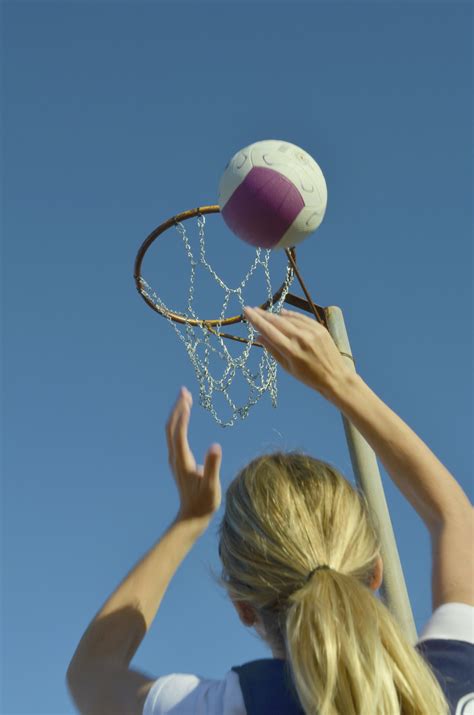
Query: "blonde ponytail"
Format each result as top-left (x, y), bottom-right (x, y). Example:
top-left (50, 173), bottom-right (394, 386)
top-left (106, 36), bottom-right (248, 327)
top-left (216, 452), bottom-right (450, 714)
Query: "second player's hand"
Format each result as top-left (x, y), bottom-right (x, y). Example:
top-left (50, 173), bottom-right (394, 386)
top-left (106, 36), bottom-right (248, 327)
top-left (243, 306), bottom-right (353, 399)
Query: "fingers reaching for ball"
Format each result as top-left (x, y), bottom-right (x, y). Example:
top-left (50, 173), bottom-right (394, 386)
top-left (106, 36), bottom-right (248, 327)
top-left (244, 306), bottom-right (351, 399)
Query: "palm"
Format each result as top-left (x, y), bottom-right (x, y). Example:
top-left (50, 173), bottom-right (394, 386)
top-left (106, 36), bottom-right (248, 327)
top-left (166, 388), bottom-right (222, 522)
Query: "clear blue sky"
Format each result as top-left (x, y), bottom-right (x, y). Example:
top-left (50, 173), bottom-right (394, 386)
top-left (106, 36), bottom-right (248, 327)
top-left (2, 2), bottom-right (472, 713)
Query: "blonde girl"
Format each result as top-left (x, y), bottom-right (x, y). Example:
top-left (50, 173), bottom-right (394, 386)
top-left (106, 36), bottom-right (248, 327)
top-left (67, 307), bottom-right (473, 715)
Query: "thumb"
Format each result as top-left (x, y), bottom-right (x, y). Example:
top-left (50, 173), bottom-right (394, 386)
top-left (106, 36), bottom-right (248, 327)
top-left (203, 443), bottom-right (222, 485)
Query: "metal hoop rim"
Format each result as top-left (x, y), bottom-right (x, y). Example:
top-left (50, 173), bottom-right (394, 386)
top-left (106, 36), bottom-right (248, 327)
top-left (133, 205), bottom-right (297, 331)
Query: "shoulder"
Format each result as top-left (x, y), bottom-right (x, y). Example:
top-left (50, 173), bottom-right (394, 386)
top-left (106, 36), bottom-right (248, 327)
top-left (142, 607), bottom-right (474, 715)
top-left (417, 601), bottom-right (474, 645)
top-left (416, 602), bottom-right (474, 714)
top-left (142, 669), bottom-right (245, 715)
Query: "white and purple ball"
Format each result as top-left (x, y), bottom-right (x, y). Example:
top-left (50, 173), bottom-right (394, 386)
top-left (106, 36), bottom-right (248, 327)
top-left (218, 139), bottom-right (327, 250)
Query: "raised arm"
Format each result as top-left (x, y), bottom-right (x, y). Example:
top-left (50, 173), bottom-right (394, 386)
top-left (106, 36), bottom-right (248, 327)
top-left (327, 372), bottom-right (470, 535)
top-left (328, 371), bottom-right (473, 610)
top-left (243, 306), bottom-right (473, 612)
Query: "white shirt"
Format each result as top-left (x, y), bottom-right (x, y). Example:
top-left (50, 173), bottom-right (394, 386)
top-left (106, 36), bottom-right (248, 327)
top-left (143, 602), bottom-right (474, 715)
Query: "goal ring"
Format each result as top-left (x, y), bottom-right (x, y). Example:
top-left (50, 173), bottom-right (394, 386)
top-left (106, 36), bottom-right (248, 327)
top-left (133, 204), bottom-right (297, 345)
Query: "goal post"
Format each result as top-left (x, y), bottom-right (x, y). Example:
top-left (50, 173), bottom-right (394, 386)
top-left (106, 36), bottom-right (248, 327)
top-left (326, 305), bottom-right (418, 644)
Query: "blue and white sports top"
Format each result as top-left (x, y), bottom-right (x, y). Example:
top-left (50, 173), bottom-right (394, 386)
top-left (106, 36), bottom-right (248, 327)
top-left (143, 602), bottom-right (474, 715)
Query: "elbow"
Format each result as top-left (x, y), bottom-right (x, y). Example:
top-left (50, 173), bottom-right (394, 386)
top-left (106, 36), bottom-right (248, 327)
top-left (66, 661), bottom-right (80, 704)
top-left (65, 666), bottom-right (94, 715)
top-left (66, 659), bottom-right (88, 713)
top-left (66, 656), bottom-right (81, 689)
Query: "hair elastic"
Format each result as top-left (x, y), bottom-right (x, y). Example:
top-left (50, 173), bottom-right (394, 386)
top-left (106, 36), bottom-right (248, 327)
top-left (305, 564), bottom-right (332, 583)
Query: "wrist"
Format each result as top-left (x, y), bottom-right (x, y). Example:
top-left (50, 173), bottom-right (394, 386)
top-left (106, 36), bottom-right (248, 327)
top-left (321, 369), bottom-right (364, 407)
top-left (175, 511), bottom-right (212, 536)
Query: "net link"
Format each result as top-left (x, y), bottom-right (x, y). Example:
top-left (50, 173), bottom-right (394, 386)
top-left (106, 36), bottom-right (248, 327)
top-left (139, 214), bottom-right (295, 427)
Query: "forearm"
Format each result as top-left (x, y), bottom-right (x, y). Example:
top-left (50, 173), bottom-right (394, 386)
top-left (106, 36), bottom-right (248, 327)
top-left (327, 372), bottom-right (471, 534)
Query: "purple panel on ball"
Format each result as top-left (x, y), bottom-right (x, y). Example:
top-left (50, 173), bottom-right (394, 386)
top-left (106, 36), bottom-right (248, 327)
top-left (221, 166), bottom-right (304, 248)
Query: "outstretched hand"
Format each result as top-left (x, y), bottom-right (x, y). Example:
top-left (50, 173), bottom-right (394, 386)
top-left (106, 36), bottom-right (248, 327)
top-left (244, 306), bottom-right (352, 399)
top-left (166, 387), bottom-right (222, 526)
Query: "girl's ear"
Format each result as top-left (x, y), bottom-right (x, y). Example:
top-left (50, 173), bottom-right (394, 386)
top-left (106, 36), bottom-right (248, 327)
top-left (371, 555), bottom-right (384, 591)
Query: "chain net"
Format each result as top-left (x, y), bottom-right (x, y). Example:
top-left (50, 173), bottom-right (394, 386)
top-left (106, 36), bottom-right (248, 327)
top-left (139, 214), bottom-right (295, 427)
